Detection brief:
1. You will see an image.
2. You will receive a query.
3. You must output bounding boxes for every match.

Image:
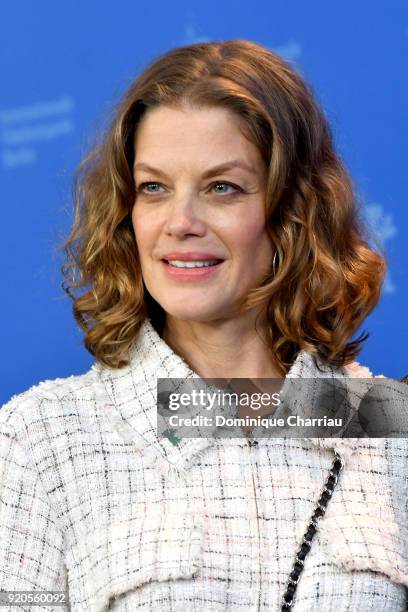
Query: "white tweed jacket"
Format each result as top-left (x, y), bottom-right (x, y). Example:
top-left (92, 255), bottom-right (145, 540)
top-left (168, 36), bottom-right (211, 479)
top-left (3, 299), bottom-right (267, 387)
top-left (0, 319), bottom-right (407, 612)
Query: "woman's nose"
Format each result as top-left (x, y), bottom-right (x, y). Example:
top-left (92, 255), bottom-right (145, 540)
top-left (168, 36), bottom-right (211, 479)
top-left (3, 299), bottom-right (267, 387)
top-left (164, 195), bottom-right (206, 238)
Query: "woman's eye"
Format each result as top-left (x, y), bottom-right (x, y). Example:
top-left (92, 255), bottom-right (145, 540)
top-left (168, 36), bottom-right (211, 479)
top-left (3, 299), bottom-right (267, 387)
top-left (136, 181), bottom-right (241, 196)
top-left (210, 181), bottom-right (241, 195)
top-left (137, 182), bottom-right (164, 194)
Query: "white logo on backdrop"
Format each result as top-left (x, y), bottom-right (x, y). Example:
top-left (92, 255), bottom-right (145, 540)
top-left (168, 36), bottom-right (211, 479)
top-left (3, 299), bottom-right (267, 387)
top-left (0, 96), bottom-right (74, 169)
top-left (365, 203), bottom-right (397, 294)
top-left (271, 40), bottom-right (303, 61)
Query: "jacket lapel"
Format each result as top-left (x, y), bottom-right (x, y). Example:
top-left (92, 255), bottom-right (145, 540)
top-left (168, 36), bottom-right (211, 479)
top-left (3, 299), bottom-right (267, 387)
top-left (93, 318), bottom-right (369, 474)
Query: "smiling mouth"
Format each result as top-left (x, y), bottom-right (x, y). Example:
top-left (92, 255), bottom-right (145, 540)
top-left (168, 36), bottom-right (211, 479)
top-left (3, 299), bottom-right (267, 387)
top-left (163, 259), bottom-right (224, 269)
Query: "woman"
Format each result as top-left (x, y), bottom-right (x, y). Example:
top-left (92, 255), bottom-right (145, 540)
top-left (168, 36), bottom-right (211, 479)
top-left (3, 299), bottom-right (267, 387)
top-left (0, 39), bottom-right (406, 611)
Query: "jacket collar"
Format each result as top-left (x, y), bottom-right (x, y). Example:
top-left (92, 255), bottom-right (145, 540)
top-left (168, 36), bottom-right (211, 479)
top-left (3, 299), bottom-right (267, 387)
top-left (93, 318), bottom-right (369, 474)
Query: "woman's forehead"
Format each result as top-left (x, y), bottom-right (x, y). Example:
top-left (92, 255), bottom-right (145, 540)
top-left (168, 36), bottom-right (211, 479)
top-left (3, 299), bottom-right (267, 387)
top-left (132, 107), bottom-right (264, 175)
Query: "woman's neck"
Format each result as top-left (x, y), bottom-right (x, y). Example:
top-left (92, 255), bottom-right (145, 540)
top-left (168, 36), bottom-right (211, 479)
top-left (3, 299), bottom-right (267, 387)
top-left (162, 313), bottom-right (284, 380)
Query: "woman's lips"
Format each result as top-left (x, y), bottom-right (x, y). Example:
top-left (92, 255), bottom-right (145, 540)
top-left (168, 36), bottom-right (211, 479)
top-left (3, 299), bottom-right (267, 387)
top-left (161, 259), bottom-right (224, 280)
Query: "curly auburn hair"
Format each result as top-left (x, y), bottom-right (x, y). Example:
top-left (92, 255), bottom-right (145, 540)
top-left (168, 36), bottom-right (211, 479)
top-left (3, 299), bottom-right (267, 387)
top-left (59, 39), bottom-right (386, 374)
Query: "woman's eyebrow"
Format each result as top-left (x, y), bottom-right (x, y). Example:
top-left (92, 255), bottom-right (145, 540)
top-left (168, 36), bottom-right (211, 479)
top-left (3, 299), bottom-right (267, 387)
top-left (133, 160), bottom-right (258, 179)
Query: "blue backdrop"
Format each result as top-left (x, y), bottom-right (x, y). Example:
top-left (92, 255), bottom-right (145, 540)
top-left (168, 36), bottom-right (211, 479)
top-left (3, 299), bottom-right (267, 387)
top-left (1, 0), bottom-right (407, 404)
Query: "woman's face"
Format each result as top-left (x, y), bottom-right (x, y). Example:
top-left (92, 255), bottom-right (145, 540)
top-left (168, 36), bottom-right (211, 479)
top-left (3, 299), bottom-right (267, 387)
top-left (131, 105), bottom-right (273, 323)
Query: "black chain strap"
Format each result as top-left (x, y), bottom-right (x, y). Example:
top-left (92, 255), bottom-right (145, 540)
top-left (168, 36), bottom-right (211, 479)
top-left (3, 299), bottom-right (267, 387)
top-left (281, 452), bottom-right (344, 610)
top-left (280, 373), bottom-right (408, 609)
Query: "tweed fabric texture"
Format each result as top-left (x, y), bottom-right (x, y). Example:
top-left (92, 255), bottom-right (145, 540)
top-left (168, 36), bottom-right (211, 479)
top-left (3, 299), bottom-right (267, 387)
top-left (0, 319), bottom-right (407, 611)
